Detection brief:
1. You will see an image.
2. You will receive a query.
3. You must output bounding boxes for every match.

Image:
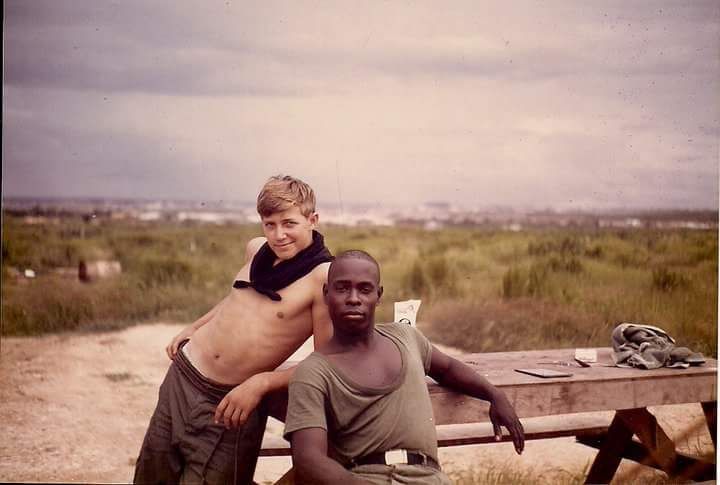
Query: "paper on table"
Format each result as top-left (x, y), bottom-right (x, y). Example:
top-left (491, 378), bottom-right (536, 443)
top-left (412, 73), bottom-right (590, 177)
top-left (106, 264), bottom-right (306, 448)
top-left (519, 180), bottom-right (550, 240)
top-left (575, 348), bottom-right (597, 363)
top-left (394, 299), bottom-right (421, 327)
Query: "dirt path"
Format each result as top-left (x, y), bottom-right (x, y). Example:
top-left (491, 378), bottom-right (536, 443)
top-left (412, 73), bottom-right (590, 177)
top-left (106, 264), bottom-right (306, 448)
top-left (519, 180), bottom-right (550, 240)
top-left (0, 323), bottom-right (713, 483)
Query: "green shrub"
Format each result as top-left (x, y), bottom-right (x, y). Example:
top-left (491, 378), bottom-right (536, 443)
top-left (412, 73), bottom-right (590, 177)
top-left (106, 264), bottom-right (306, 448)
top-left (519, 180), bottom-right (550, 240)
top-left (651, 267), bottom-right (689, 292)
top-left (426, 255), bottom-right (458, 298)
top-left (548, 256), bottom-right (583, 274)
top-left (528, 236), bottom-right (585, 257)
top-left (140, 258), bottom-right (193, 287)
top-left (1, 280), bottom-right (95, 334)
top-left (527, 262), bottom-right (548, 296)
top-left (501, 266), bottom-right (525, 299)
top-left (401, 255), bottom-right (460, 300)
top-left (584, 245), bottom-right (603, 259)
top-left (502, 263), bottom-right (550, 298)
top-left (422, 298), bottom-right (604, 352)
top-left (405, 260), bottom-right (429, 297)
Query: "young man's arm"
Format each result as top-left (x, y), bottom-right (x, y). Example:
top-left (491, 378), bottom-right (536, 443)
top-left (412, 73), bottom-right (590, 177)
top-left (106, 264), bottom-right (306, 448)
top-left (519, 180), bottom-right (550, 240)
top-left (165, 299), bottom-right (224, 359)
top-left (310, 262), bottom-right (333, 349)
top-left (214, 368), bottom-right (292, 428)
top-left (291, 428), bottom-right (366, 485)
top-left (428, 346), bottom-right (525, 454)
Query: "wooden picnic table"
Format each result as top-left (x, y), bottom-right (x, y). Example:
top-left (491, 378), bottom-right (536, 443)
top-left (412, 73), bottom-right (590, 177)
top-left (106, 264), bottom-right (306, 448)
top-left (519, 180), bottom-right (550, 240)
top-left (265, 347), bottom-right (716, 484)
top-left (428, 347), bottom-right (717, 483)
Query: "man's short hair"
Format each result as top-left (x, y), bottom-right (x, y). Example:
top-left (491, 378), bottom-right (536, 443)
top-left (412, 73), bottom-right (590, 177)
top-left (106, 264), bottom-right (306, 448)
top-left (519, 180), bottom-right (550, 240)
top-left (330, 250), bottom-right (381, 281)
top-left (257, 175), bottom-right (317, 218)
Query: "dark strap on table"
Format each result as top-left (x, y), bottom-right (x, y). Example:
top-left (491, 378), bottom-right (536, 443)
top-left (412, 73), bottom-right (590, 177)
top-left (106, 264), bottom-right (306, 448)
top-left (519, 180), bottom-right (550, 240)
top-left (348, 451), bottom-right (440, 471)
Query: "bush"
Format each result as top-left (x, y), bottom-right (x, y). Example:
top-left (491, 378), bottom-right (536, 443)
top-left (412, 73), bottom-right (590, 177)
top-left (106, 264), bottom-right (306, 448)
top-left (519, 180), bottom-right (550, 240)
top-left (422, 298), bottom-right (604, 352)
top-left (426, 255), bottom-right (458, 297)
top-left (584, 245), bottom-right (603, 259)
top-left (1, 280), bottom-right (95, 335)
top-left (132, 257), bottom-right (194, 287)
top-left (527, 262), bottom-right (548, 296)
top-left (528, 236), bottom-right (585, 257)
top-left (402, 255), bottom-right (459, 300)
top-left (548, 256), bottom-right (583, 274)
top-left (405, 260), bottom-right (429, 297)
top-left (652, 267), bottom-right (689, 292)
top-left (502, 263), bottom-right (550, 299)
top-left (502, 266), bottom-right (526, 299)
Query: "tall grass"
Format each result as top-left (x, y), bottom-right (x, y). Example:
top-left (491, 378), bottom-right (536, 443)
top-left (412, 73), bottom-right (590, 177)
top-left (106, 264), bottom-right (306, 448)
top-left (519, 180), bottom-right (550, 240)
top-left (446, 463), bottom-right (590, 485)
top-left (2, 215), bottom-right (717, 357)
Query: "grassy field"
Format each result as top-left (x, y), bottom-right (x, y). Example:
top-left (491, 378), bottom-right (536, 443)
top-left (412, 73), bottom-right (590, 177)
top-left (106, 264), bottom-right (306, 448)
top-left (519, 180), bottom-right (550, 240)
top-left (2, 215), bottom-right (717, 357)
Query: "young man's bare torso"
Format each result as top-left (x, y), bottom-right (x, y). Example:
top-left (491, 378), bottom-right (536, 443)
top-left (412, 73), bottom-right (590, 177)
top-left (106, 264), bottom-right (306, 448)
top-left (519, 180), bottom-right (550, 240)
top-left (182, 237), bottom-right (331, 385)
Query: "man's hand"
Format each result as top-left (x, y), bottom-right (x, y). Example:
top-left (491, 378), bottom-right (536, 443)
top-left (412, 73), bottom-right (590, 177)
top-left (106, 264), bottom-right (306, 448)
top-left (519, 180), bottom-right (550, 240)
top-left (428, 346), bottom-right (525, 454)
top-left (214, 373), bottom-right (270, 429)
top-left (489, 392), bottom-right (525, 454)
top-left (165, 326), bottom-right (196, 360)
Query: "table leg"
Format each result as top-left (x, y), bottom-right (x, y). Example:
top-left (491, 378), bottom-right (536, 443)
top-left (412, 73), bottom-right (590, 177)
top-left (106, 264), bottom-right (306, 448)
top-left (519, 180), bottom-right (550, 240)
top-left (584, 407), bottom-right (715, 483)
top-left (701, 401), bottom-right (716, 449)
top-left (585, 408), bottom-right (676, 483)
top-left (265, 389), bottom-right (289, 422)
top-left (584, 412), bottom-right (635, 484)
top-left (615, 408), bottom-right (677, 472)
top-left (273, 467), bottom-right (296, 485)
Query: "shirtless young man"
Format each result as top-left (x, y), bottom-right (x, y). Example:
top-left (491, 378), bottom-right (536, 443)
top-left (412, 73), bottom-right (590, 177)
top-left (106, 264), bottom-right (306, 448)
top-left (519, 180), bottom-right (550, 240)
top-left (284, 251), bottom-right (524, 485)
top-left (134, 175), bottom-right (334, 485)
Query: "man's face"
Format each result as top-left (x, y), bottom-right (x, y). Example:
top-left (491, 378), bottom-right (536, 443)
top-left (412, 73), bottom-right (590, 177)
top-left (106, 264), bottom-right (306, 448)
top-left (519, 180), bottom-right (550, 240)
top-left (261, 205), bottom-right (317, 260)
top-left (324, 257), bottom-right (383, 334)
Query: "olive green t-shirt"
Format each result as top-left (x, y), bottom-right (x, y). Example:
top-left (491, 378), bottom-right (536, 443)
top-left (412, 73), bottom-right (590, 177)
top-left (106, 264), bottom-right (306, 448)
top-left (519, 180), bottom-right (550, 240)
top-left (284, 323), bottom-right (438, 465)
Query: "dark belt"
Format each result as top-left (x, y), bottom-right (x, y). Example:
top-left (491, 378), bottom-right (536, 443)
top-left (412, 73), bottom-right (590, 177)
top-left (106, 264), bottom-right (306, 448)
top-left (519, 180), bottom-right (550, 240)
top-left (348, 450), bottom-right (440, 471)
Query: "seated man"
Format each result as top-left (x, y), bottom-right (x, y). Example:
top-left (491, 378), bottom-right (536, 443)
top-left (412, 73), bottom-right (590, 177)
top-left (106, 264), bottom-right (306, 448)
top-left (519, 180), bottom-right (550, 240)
top-left (284, 250), bottom-right (524, 484)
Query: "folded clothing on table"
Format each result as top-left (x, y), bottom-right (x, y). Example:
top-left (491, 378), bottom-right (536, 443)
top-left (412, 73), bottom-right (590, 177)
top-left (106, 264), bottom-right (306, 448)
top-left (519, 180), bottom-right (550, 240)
top-left (611, 322), bottom-right (705, 369)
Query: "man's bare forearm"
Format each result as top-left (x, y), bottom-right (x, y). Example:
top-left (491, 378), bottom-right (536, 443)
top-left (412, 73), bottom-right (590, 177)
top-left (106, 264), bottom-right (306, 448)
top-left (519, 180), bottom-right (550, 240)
top-left (295, 452), bottom-right (366, 485)
top-left (260, 366), bottom-right (295, 393)
top-left (432, 353), bottom-right (525, 453)
top-left (433, 356), bottom-right (502, 402)
top-left (292, 428), bottom-right (367, 485)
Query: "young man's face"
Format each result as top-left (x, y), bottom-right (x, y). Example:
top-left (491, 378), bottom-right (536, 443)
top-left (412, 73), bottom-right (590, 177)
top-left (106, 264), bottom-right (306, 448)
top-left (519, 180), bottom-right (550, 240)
top-left (323, 257), bottom-right (383, 335)
top-left (261, 205), bottom-right (318, 260)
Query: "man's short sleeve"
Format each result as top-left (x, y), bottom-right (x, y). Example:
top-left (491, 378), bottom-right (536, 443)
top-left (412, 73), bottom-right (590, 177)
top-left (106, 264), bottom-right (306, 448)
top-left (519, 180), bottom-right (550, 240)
top-left (409, 326), bottom-right (433, 373)
top-left (283, 374), bottom-right (328, 441)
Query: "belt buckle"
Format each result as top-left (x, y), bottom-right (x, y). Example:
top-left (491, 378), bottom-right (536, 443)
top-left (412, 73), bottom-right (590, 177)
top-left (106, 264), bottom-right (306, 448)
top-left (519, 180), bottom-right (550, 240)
top-left (384, 449), bottom-right (408, 465)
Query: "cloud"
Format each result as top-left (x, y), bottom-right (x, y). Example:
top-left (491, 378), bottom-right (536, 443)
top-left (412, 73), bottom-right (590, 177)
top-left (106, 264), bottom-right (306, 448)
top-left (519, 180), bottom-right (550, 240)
top-left (7, 1), bottom-right (717, 96)
top-left (3, 0), bottom-right (718, 209)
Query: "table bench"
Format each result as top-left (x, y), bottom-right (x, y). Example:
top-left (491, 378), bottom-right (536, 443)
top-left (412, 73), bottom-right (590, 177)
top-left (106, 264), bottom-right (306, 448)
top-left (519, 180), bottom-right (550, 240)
top-left (260, 347), bottom-right (717, 484)
top-left (259, 412), bottom-right (613, 456)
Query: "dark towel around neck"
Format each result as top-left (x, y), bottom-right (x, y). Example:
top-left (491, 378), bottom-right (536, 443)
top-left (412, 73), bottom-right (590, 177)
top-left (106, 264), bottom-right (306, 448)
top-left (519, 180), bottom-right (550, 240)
top-left (233, 230), bottom-right (333, 301)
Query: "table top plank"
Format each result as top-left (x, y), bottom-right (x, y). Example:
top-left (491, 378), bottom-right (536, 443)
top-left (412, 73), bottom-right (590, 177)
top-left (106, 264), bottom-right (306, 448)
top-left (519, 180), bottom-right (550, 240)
top-left (426, 347), bottom-right (716, 425)
top-left (432, 347), bottom-right (716, 385)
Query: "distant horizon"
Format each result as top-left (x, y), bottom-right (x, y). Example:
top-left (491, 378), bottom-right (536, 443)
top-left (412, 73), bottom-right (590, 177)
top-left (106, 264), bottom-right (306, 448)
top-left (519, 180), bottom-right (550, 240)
top-left (3, 194), bottom-right (718, 215)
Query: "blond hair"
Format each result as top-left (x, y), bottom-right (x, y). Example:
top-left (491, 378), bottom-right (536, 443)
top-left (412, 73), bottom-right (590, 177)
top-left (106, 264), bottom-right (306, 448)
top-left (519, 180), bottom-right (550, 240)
top-left (257, 175), bottom-right (317, 217)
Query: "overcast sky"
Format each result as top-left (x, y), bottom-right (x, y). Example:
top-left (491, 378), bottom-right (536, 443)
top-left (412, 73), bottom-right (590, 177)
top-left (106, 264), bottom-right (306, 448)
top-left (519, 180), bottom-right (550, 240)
top-left (3, 1), bottom-right (719, 210)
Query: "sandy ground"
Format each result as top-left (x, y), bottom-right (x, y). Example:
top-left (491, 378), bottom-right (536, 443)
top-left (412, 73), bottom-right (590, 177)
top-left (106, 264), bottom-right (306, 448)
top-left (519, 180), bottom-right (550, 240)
top-left (0, 322), bottom-right (714, 484)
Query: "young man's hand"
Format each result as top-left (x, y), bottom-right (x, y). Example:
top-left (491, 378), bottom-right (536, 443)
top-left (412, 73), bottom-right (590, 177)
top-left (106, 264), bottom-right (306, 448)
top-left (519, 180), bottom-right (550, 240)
top-left (165, 326), bottom-right (196, 360)
top-left (489, 392), bottom-right (525, 454)
top-left (214, 373), bottom-right (270, 428)
top-left (165, 298), bottom-right (226, 359)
